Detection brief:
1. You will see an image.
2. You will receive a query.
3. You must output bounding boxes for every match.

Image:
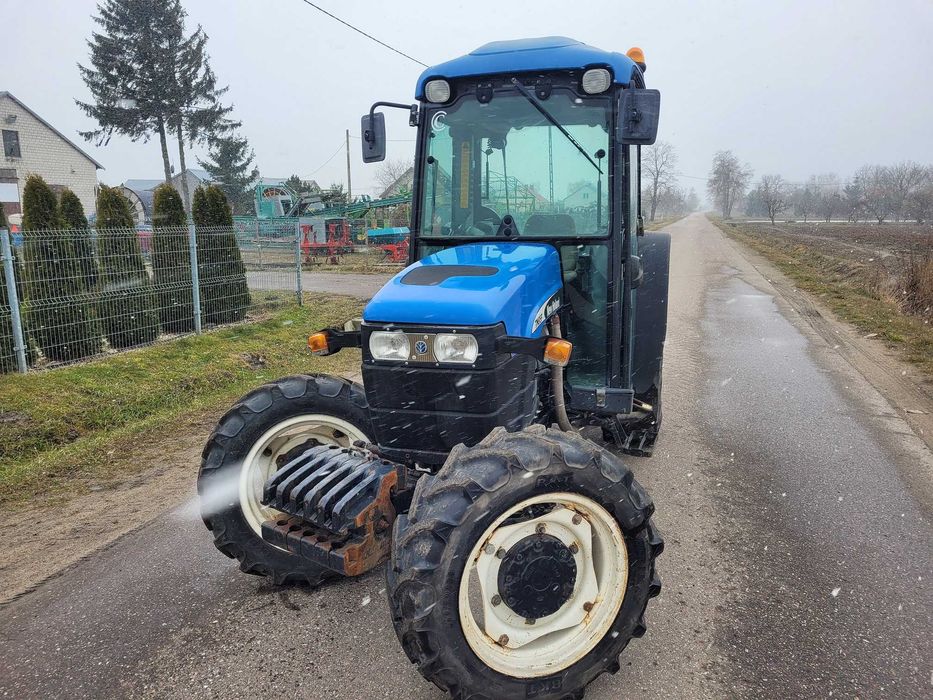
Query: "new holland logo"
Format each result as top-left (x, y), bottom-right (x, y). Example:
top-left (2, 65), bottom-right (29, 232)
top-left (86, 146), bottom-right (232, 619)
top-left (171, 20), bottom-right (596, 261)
top-left (532, 291), bottom-right (562, 331)
top-left (414, 340), bottom-right (428, 354)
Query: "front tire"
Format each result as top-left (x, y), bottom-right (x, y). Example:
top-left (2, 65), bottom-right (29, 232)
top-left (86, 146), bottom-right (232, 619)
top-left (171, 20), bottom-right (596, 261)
top-left (198, 374), bottom-right (372, 586)
top-left (388, 425), bottom-right (663, 700)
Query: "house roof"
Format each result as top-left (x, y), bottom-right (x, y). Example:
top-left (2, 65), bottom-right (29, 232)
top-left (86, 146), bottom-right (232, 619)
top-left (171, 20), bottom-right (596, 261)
top-left (0, 91), bottom-right (104, 169)
top-left (123, 178), bottom-right (163, 192)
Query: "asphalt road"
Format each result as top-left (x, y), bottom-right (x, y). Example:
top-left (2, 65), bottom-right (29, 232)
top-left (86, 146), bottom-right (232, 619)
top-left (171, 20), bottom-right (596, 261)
top-left (2, 214), bottom-right (931, 699)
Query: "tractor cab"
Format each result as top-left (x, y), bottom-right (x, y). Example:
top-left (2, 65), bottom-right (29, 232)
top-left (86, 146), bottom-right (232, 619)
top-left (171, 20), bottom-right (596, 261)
top-left (199, 37), bottom-right (667, 700)
top-left (358, 36), bottom-right (666, 459)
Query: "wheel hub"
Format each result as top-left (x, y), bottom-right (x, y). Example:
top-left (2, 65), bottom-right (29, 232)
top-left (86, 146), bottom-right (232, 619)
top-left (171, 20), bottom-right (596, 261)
top-left (498, 534), bottom-right (577, 619)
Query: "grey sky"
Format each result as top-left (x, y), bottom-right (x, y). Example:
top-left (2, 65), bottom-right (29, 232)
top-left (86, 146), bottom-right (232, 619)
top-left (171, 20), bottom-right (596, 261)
top-left (3, 0), bottom-right (932, 199)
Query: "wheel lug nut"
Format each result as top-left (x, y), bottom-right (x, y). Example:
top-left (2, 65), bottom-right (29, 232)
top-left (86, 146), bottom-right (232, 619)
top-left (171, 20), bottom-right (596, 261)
top-left (535, 523), bottom-right (546, 534)
top-left (496, 547), bottom-right (506, 559)
top-left (497, 634), bottom-right (509, 646)
top-left (525, 618), bottom-right (536, 625)
top-left (583, 601), bottom-right (595, 612)
top-left (491, 594), bottom-right (502, 606)
top-left (572, 513), bottom-right (583, 525)
top-left (484, 543), bottom-right (495, 555)
top-left (569, 542), bottom-right (579, 554)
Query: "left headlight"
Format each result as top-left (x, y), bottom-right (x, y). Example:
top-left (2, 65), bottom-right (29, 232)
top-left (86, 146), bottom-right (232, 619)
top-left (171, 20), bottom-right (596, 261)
top-left (434, 333), bottom-right (479, 364)
top-left (370, 331), bottom-right (410, 361)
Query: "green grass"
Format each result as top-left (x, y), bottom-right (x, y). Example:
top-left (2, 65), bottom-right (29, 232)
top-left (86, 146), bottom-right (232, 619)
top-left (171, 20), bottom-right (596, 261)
top-left (0, 295), bottom-right (363, 507)
top-left (717, 221), bottom-right (933, 379)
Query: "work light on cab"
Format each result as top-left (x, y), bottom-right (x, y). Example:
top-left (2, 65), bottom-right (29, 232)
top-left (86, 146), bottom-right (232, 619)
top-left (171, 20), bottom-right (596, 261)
top-left (434, 333), bottom-right (479, 363)
top-left (581, 68), bottom-right (611, 94)
top-left (369, 330), bottom-right (409, 361)
top-left (424, 79), bottom-right (451, 103)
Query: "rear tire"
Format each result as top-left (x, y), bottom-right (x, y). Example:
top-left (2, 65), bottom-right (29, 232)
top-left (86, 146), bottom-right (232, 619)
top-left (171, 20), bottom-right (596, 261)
top-left (198, 374), bottom-right (372, 586)
top-left (387, 425), bottom-right (663, 700)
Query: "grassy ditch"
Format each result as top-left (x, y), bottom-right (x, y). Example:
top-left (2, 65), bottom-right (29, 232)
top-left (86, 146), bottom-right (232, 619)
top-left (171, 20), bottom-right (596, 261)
top-left (0, 295), bottom-right (363, 507)
top-left (717, 219), bottom-right (933, 379)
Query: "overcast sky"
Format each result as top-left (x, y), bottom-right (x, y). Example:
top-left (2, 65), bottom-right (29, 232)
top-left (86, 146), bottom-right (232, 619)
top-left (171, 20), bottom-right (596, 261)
top-left (3, 0), bottom-right (932, 199)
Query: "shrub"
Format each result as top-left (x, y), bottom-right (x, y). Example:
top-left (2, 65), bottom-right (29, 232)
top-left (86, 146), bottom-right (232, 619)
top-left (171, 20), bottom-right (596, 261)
top-left (21, 175), bottom-right (101, 362)
top-left (151, 184), bottom-right (194, 332)
top-left (193, 185), bottom-right (250, 324)
top-left (96, 186), bottom-right (159, 348)
top-left (59, 188), bottom-right (99, 291)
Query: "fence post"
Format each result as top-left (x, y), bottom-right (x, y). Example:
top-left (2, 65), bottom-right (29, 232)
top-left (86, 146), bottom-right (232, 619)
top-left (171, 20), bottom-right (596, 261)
top-left (187, 218), bottom-right (202, 334)
top-left (294, 220), bottom-right (303, 306)
top-left (1, 228), bottom-right (28, 373)
top-left (255, 218), bottom-right (263, 269)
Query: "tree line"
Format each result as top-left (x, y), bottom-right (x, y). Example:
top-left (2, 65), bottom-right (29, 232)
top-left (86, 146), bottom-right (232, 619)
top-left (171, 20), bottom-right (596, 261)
top-left (640, 142), bottom-right (700, 221)
top-left (0, 175), bottom-right (249, 372)
top-left (707, 151), bottom-right (933, 224)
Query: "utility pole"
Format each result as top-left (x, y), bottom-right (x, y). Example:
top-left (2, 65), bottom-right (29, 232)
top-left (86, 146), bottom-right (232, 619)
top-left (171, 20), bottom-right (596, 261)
top-left (345, 128), bottom-right (352, 203)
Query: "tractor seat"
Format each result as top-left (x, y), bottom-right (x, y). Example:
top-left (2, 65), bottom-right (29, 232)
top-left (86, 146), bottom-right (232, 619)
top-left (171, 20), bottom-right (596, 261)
top-left (524, 213), bottom-right (576, 236)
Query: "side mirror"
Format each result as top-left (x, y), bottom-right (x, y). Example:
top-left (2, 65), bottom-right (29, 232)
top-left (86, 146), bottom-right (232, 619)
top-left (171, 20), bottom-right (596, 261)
top-left (361, 112), bottom-right (386, 163)
top-left (617, 89), bottom-right (661, 145)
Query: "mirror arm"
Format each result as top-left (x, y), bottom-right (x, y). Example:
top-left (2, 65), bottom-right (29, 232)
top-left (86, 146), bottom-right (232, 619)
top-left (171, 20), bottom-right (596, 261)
top-left (366, 102), bottom-right (419, 143)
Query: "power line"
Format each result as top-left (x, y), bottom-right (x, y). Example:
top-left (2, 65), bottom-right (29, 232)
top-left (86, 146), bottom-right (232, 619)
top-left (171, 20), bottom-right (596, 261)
top-left (304, 140), bottom-right (347, 178)
top-left (296, 0), bottom-right (428, 67)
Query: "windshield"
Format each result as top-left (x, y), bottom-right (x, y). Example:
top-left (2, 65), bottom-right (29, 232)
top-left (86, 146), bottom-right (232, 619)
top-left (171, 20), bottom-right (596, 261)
top-left (419, 91), bottom-right (610, 238)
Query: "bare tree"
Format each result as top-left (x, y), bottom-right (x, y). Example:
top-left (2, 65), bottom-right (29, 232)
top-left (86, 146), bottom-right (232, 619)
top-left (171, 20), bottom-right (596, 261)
top-left (707, 150), bottom-right (753, 218)
top-left (812, 173), bottom-right (841, 222)
top-left (375, 159), bottom-right (414, 196)
top-left (792, 184), bottom-right (815, 222)
top-left (642, 141), bottom-right (678, 221)
top-left (904, 167), bottom-right (933, 223)
top-left (759, 175), bottom-right (789, 224)
top-left (885, 161), bottom-right (927, 221)
top-left (855, 164), bottom-right (890, 223)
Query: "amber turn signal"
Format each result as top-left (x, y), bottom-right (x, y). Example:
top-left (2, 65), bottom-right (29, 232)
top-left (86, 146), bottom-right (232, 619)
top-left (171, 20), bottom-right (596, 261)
top-left (307, 331), bottom-right (329, 355)
top-left (543, 338), bottom-right (573, 367)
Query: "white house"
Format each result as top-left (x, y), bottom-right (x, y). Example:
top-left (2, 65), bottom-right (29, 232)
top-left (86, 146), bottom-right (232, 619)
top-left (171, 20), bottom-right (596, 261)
top-left (0, 91), bottom-right (103, 218)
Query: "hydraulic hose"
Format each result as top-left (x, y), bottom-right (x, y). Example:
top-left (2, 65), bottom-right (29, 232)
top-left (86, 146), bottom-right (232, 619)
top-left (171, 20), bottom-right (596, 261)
top-left (548, 316), bottom-right (574, 432)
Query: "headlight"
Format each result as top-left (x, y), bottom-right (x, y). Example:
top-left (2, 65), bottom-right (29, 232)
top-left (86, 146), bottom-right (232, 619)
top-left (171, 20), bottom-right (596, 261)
top-left (370, 331), bottom-right (410, 361)
top-left (424, 79), bottom-right (451, 103)
top-left (434, 333), bottom-right (478, 364)
top-left (581, 68), bottom-right (611, 94)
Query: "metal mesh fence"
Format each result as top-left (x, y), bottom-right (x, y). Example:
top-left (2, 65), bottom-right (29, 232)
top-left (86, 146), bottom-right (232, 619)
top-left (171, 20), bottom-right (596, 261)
top-left (0, 224), bottom-right (300, 373)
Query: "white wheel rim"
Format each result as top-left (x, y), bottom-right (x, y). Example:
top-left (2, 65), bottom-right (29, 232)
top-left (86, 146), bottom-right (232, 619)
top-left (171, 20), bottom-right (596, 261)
top-left (239, 414), bottom-right (369, 537)
top-left (458, 492), bottom-right (628, 678)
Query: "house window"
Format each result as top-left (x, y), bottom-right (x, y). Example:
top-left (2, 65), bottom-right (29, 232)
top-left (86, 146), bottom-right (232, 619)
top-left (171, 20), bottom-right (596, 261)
top-left (2, 130), bottom-right (21, 158)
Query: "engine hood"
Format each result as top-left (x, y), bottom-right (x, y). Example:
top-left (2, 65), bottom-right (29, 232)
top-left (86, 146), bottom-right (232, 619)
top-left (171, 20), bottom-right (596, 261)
top-left (363, 242), bottom-right (562, 337)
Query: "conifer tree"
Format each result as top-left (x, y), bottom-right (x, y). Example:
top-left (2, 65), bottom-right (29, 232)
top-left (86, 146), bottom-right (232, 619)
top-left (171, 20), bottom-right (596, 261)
top-left (59, 188), bottom-right (99, 290)
top-left (193, 185), bottom-right (250, 324)
top-left (197, 133), bottom-right (258, 215)
top-left (96, 186), bottom-right (159, 348)
top-left (151, 184), bottom-right (194, 332)
top-left (21, 175), bottom-right (101, 362)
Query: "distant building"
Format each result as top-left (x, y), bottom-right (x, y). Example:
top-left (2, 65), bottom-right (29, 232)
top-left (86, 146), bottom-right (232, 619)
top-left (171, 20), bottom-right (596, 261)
top-left (379, 167), bottom-right (414, 199)
top-left (119, 169), bottom-right (216, 224)
top-left (0, 91), bottom-right (103, 218)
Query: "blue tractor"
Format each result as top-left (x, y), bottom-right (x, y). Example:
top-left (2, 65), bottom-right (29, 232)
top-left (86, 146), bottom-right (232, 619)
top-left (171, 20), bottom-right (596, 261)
top-left (199, 37), bottom-right (668, 699)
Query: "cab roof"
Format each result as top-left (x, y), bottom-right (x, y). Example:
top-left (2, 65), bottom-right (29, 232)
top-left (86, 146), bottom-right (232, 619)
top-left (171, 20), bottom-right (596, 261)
top-left (415, 36), bottom-right (639, 99)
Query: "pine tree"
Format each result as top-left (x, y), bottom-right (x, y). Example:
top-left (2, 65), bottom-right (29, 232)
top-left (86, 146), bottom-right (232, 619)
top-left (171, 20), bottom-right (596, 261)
top-left (197, 133), bottom-right (258, 215)
top-left (96, 186), bottom-right (159, 348)
top-left (151, 184), bottom-right (194, 333)
top-left (21, 175), bottom-right (101, 363)
top-left (59, 188), bottom-right (99, 290)
top-left (193, 185), bottom-right (250, 324)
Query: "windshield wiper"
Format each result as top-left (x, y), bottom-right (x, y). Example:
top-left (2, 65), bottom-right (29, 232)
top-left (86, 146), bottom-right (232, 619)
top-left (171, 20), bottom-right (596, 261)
top-left (509, 77), bottom-right (602, 174)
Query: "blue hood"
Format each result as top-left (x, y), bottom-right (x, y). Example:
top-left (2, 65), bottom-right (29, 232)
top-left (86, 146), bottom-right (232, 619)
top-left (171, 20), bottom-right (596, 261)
top-left (363, 242), bottom-right (562, 337)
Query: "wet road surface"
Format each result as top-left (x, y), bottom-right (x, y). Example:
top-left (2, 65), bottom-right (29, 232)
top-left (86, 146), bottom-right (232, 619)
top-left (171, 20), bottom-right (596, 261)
top-left (2, 214), bottom-right (931, 699)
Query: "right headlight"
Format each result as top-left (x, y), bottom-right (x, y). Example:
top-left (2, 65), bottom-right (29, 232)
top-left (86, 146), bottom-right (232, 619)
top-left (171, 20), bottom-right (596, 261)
top-left (369, 331), bottom-right (410, 361)
top-left (434, 333), bottom-right (479, 364)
